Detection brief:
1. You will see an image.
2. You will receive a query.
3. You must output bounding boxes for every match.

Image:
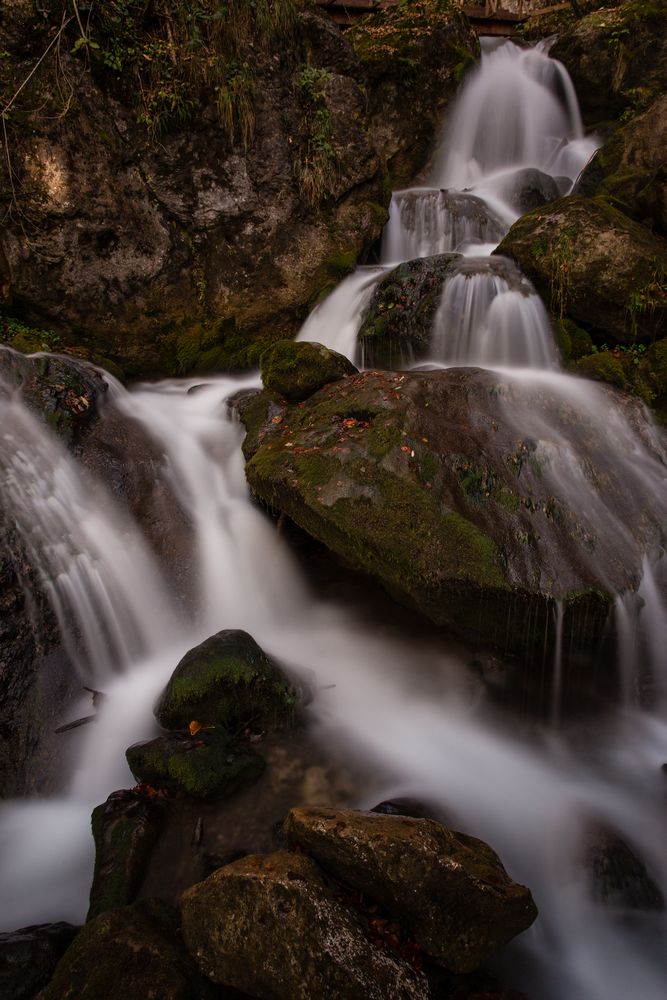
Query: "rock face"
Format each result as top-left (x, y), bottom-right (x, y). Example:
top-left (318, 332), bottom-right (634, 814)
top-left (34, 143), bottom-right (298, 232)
top-left (358, 254), bottom-right (461, 368)
top-left (260, 340), bottom-right (357, 401)
top-left (551, 2), bottom-right (667, 126)
top-left (87, 789), bottom-right (166, 921)
top-left (180, 850), bottom-right (430, 1000)
top-left (0, 3), bottom-right (476, 376)
top-left (240, 366), bottom-right (648, 659)
top-left (284, 806), bottom-right (537, 974)
top-left (45, 899), bottom-right (218, 1000)
top-left (126, 731), bottom-right (265, 801)
top-left (585, 827), bottom-right (665, 911)
top-left (155, 629), bottom-right (298, 731)
top-left (0, 922), bottom-right (78, 1000)
top-left (576, 94), bottom-right (667, 238)
top-left (496, 196), bottom-right (667, 344)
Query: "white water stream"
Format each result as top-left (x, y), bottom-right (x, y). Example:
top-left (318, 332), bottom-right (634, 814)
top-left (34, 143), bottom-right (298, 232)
top-left (1, 36), bottom-right (666, 1000)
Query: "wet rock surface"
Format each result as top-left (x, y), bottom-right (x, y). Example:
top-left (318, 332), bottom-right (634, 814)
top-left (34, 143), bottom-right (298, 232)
top-left (358, 254), bottom-right (461, 368)
top-left (283, 806), bottom-right (537, 973)
top-left (240, 366), bottom-right (652, 660)
top-left (0, 921), bottom-right (78, 1000)
top-left (496, 195), bottom-right (667, 344)
top-left (585, 826), bottom-right (665, 911)
top-left (155, 629), bottom-right (300, 732)
top-left (126, 731), bottom-right (266, 802)
top-left (44, 899), bottom-right (221, 1000)
top-left (87, 788), bottom-right (167, 921)
top-left (260, 340), bottom-right (357, 402)
top-left (181, 850), bottom-right (431, 1000)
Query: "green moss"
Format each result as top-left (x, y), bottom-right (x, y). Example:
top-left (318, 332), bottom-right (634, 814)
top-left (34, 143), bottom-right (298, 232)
top-left (555, 317), bottom-right (594, 361)
top-left (348, 0), bottom-right (464, 68)
top-left (0, 313), bottom-right (62, 353)
top-left (260, 339), bottom-right (357, 402)
top-left (126, 733), bottom-right (265, 799)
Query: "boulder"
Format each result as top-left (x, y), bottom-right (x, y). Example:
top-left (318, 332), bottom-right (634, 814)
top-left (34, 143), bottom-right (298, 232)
top-left (180, 851), bottom-right (430, 999)
top-left (551, 2), bottom-right (667, 126)
top-left (358, 254), bottom-right (461, 368)
top-left (0, 922), bottom-right (78, 1000)
top-left (284, 807), bottom-right (537, 974)
top-left (260, 340), bottom-right (357, 402)
top-left (495, 196), bottom-right (667, 344)
top-left (126, 731), bottom-right (265, 801)
top-left (242, 366), bottom-right (648, 660)
top-left (44, 899), bottom-right (220, 1000)
top-left (576, 94), bottom-right (667, 237)
top-left (155, 629), bottom-right (298, 731)
top-left (499, 167), bottom-right (562, 214)
top-left (87, 788), bottom-right (166, 921)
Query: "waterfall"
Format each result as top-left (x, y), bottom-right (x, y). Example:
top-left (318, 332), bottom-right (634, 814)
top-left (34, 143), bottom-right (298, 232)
top-left (1, 34), bottom-right (666, 1000)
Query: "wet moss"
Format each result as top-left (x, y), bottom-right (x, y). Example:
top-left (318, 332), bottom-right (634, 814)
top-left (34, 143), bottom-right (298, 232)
top-left (260, 340), bottom-right (357, 402)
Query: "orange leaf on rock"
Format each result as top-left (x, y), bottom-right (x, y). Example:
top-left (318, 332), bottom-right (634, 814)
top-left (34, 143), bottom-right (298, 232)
top-left (189, 720), bottom-right (202, 736)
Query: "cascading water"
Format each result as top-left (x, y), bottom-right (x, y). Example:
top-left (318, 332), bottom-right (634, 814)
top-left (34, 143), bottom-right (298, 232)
top-left (1, 34), bottom-right (666, 1000)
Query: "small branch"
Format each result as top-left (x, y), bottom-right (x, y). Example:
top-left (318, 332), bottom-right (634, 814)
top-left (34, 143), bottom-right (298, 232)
top-left (1, 14), bottom-right (73, 118)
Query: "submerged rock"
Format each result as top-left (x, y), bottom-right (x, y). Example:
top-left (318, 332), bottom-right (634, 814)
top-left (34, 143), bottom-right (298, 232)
top-left (358, 254), bottom-right (461, 368)
top-left (180, 850), bottom-right (430, 999)
top-left (496, 196), bottom-right (667, 344)
top-left (155, 629), bottom-right (298, 732)
top-left (126, 731), bottom-right (265, 801)
top-left (260, 340), bottom-right (357, 401)
top-left (284, 806), bottom-right (537, 974)
top-left (87, 788), bottom-right (166, 921)
top-left (241, 366), bottom-right (645, 659)
top-left (585, 826), bottom-right (665, 911)
top-left (0, 922), bottom-right (78, 1000)
top-left (45, 899), bottom-right (218, 1000)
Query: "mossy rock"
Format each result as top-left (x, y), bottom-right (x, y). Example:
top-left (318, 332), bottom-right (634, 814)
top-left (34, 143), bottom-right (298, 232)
top-left (88, 789), bottom-right (166, 921)
top-left (260, 340), bottom-right (357, 402)
top-left (358, 254), bottom-right (461, 368)
top-left (155, 629), bottom-right (299, 731)
top-left (126, 731), bottom-right (265, 800)
top-left (45, 899), bottom-right (218, 1000)
top-left (554, 317), bottom-right (594, 362)
top-left (574, 350), bottom-right (630, 390)
top-left (496, 195), bottom-right (667, 344)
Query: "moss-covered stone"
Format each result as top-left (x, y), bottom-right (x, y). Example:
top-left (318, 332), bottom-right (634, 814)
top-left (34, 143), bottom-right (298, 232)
top-left (358, 254), bottom-right (461, 368)
top-left (260, 340), bottom-right (357, 402)
top-left (88, 789), bottom-right (166, 921)
top-left (243, 367), bottom-right (622, 659)
top-left (180, 851), bottom-right (430, 999)
top-left (551, 1), bottom-right (667, 126)
top-left (284, 806), bottom-right (537, 974)
top-left (155, 629), bottom-right (298, 731)
top-left (496, 195), bottom-right (667, 344)
top-left (45, 899), bottom-right (218, 1000)
top-left (126, 731), bottom-right (265, 801)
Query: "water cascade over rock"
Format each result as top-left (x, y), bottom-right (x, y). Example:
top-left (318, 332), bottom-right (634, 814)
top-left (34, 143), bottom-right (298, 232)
top-left (0, 27), bottom-right (666, 1000)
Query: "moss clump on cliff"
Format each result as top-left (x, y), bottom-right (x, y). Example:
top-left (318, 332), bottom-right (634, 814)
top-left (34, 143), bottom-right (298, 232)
top-left (348, 0), bottom-right (469, 72)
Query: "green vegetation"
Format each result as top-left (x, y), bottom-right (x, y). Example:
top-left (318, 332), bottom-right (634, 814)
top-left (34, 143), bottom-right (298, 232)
top-left (0, 313), bottom-right (61, 353)
top-left (294, 64), bottom-right (336, 206)
top-left (16, 1), bottom-right (298, 143)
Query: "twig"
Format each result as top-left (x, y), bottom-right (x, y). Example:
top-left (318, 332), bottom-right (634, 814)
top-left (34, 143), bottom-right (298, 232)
top-left (1, 14), bottom-right (73, 118)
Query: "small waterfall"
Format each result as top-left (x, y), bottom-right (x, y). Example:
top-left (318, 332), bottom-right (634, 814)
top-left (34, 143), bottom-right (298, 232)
top-left (429, 256), bottom-right (558, 369)
top-left (296, 266), bottom-right (386, 359)
top-left (0, 376), bottom-right (175, 677)
top-left (381, 188), bottom-right (506, 262)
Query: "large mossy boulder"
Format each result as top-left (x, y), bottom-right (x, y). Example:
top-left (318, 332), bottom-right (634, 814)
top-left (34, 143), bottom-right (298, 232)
top-left (0, 922), bottom-right (78, 1000)
top-left (358, 254), bottom-right (461, 368)
top-left (347, 0), bottom-right (479, 188)
top-left (240, 365), bottom-right (667, 661)
top-left (180, 851), bottom-right (430, 1000)
top-left (45, 899), bottom-right (219, 1000)
top-left (260, 340), bottom-right (357, 401)
top-left (576, 93), bottom-right (667, 238)
top-left (551, 1), bottom-right (667, 126)
top-left (284, 806), bottom-right (537, 973)
top-left (126, 731), bottom-right (265, 801)
top-left (155, 629), bottom-right (297, 732)
top-left (496, 196), bottom-right (667, 344)
top-left (87, 789), bottom-right (166, 921)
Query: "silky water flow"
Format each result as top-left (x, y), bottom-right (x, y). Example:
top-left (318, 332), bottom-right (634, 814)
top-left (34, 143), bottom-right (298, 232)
top-left (1, 38), bottom-right (666, 1000)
